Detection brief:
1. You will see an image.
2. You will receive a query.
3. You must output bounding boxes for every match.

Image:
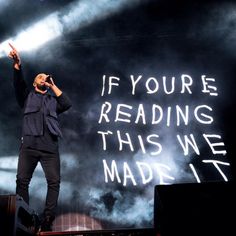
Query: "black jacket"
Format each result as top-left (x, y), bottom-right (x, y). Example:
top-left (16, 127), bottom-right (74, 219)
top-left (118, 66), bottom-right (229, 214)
top-left (13, 67), bottom-right (72, 138)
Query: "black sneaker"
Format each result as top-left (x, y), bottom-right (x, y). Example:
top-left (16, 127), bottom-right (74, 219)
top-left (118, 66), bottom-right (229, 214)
top-left (40, 215), bottom-right (54, 232)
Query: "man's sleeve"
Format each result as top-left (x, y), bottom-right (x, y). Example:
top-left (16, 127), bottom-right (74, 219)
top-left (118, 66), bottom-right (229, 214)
top-left (56, 93), bottom-right (72, 114)
top-left (13, 66), bottom-right (29, 108)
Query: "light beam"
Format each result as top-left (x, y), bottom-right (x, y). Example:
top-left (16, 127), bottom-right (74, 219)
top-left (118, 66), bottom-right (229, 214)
top-left (0, 0), bottom-right (141, 58)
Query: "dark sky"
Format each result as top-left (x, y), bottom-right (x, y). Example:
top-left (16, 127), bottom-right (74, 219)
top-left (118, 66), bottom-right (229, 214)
top-left (0, 0), bottom-right (235, 230)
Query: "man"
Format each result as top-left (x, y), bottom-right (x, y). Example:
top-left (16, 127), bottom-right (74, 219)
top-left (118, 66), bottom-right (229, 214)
top-left (8, 43), bottom-right (72, 232)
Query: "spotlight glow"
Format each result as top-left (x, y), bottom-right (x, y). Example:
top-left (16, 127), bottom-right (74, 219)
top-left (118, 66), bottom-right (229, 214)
top-left (0, 0), bottom-right (141, 58)
top-left (14, 13), bottom-right (63, 52)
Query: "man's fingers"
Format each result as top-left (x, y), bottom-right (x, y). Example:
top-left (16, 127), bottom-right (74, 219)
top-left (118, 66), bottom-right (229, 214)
top-left (9, 42), bottom-right (17, 51)
top-left (8, 51), bottom-right (14, 57)
top-left (8, 50), bottom-right (20, 62)
top-left (44, 82), bottom-right (52, 87)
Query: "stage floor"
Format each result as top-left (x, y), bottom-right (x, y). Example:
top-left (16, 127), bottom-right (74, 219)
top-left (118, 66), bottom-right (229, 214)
top-left (37, 228), bottom-right (156, 236)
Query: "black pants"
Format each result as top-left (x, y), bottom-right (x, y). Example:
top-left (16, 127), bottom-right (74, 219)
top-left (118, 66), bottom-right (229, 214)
top-left (16, 148), bottom-right (60, 218)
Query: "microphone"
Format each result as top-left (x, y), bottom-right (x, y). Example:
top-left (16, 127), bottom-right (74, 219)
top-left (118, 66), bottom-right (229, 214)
top-left (45, 74), bottom-right (53, 85)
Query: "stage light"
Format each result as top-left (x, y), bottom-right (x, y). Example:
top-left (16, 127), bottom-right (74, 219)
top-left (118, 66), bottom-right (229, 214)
top-left (0, 0), bottom-right (141, 58)
top-left (14, 13), bottom-right (63, 52)
top-left (0, 13), bottom-right (62, 58)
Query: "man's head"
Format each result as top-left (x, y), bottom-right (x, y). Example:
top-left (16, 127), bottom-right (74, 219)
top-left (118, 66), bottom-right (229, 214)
top-left (33, 73), bottom-right (49, 92)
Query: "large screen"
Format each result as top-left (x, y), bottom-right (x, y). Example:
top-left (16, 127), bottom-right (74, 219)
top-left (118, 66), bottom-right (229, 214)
top-left (0, 0), bottom-right (235, 231)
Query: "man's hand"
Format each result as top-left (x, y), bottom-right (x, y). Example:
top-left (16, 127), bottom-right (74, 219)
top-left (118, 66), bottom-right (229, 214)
top-left (8, 43), bottom-right (21, 70)
top-left (44, 76), bottom-right (62, 97)
top-left (44, 75), bottom-right (55, 88)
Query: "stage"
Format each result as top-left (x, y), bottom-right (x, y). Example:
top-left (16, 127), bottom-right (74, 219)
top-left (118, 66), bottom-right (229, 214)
top-left (1, 181), bottom-right (235, 236)
top-left (37, 228), bottom-right (155, 236)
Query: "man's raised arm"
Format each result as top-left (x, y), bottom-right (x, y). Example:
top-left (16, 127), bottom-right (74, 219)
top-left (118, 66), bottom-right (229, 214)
top-left (8, 43), bottom-right (29, 108)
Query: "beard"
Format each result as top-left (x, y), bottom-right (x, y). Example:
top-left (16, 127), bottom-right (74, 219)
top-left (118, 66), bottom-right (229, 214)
top-left (37, 84), bottom-right (48, 91)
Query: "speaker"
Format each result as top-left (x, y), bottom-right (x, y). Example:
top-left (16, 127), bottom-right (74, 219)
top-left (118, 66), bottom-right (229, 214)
top-left (0, 194), bottom-right (39, 236)
top-left (154, 181), bottom-right (235, 236)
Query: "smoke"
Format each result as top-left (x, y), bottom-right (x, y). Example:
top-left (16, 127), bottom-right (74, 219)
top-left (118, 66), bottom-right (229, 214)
top-left (0, 154), bottom-right (83, 212)
top-left (84, 188), bottom-right (153, 227)
top-left (0, 156), bottom-right (18, 193)
top-left (0, 0), bottom-right (11, 12)
top-left (188, 2), bottom-right (236, 59)
top-left (0, 154), bottom-right (153, 226)
top-left (211, 4), bottom-right (236, 58)
top-left (0, 0), bottom-right (142, 58)
top-left (62, 0), bottom-right (142, 33)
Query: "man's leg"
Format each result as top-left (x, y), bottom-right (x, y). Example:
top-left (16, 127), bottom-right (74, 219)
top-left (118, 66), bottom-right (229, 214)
top-left (16, 148), bottom-right (39, 204)
top-left (40, 151), bottom-right (60, 231)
